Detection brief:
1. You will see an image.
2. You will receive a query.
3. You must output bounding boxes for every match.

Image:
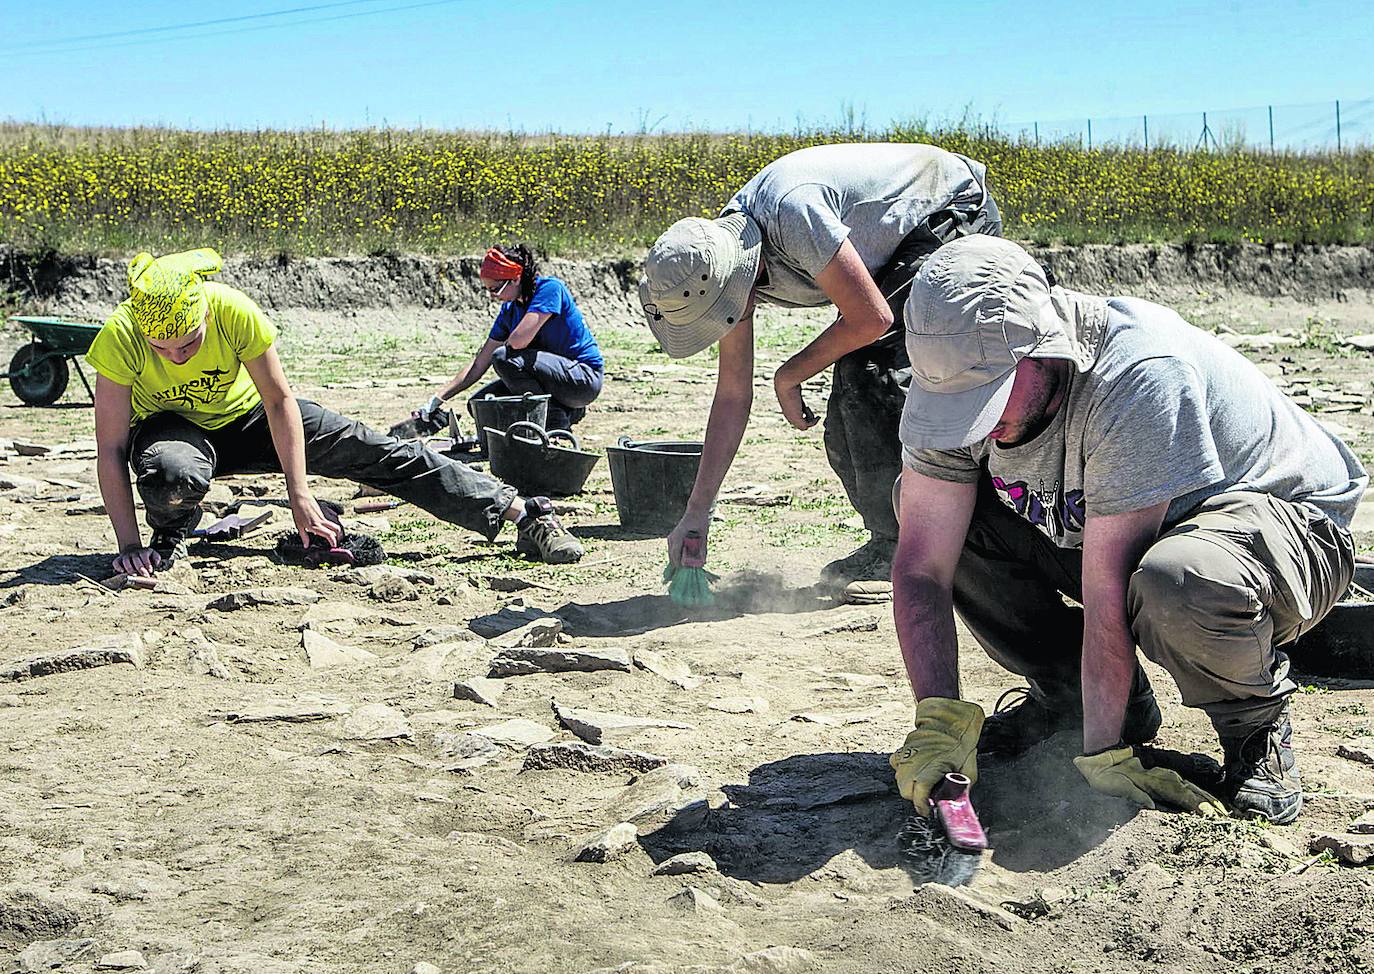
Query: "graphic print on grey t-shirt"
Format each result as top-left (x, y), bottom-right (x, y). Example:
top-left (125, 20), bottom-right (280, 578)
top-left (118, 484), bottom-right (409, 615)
top-left (991, 474), bottom-right (1086, 542)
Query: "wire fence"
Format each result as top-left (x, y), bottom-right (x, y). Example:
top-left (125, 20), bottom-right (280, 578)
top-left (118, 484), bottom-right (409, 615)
top-left (993, 97), bottom-right (1374, 153)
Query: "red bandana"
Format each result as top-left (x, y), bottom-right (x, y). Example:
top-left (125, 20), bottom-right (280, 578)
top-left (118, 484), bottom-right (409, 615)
top-left (481, 248), bottom-right (524, 280)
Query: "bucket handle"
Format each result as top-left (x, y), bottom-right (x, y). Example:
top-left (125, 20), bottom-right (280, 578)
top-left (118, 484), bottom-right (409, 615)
top-left (616, 435), bottom-right (636, 450)
top-left (506, 421), bottom-right (550, 447)
top-left (547, 428), bottom-right (582, 451)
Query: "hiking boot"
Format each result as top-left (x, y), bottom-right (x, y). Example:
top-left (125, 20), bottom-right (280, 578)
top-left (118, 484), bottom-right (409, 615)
top-left (1219, 706), bottom-right (1302, 824)
top-left (821, 537), bottom-right (895, 591)
top-left (514, 497), bottom-right (584, 564)
top-left (979, 683), bottom-right (1163, 756)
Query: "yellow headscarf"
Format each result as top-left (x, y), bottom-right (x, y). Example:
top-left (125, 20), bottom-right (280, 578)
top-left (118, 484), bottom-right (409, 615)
top-left (125, 248), bottom-right (223, 341)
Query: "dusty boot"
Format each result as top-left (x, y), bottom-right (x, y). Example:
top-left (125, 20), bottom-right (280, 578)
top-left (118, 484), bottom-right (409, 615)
top-left (979, 681), bottom-right (1163, 757)
top-left (1219, 705), bottom-right (1302, 824)
top-left (149, 509), bottom-right (202, 570)
top-left (514, 497), bottom-right (584, 564)
top-left (821, 537), bottom-right (895, 602)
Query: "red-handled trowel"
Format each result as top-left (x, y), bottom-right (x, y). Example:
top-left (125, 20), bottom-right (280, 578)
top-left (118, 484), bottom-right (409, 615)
top-left (897, 772), bottom-right (988, 886)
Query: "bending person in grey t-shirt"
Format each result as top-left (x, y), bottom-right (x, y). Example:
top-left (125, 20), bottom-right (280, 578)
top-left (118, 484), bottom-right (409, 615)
top-left (638, 143), bottom-right (1000, 600)
top-left (888, 235), bottom-right (1365, 827)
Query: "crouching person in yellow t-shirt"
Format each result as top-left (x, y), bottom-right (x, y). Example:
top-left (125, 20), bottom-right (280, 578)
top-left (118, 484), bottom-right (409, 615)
top-left (87, 249), bottom-right (585, 577)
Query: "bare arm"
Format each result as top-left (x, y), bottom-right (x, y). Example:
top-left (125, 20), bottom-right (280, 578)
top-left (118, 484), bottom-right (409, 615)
top-left (666, 315), bottom-right (755, 566)
top-left (773, 239), bottom-right (893, 430)
top-left (95, 375), bottom-right (156, 574)
top-left (435, 338), bottom-right (502, 402)
top-left (1080, 502), bottom-right (1169, 752)
top-left (892, 468), bottom-right (979, 701)
top-left (505, 310), bottom-right (553, 350)
top-left (242, 347), bottom-right (341, 547)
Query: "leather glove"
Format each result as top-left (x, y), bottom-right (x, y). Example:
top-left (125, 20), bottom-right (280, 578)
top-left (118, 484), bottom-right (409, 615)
top-left (415, 395), bottom-right (444, 421)
top-left (889, 697), bottom-right (984, 815)
top-left (1074, 746), bottom-right (1226, 816)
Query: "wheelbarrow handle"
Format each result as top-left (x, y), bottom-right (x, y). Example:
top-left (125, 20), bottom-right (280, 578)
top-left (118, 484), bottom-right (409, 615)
top-left (505, 421), bottom-right (550, 447)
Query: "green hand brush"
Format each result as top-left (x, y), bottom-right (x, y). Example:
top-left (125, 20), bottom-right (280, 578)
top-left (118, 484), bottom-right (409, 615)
top-left (663, 530), bottom-right (718, 607)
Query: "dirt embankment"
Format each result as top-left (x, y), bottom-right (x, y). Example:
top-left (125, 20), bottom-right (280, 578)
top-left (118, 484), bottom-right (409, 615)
top-left (4, 243), bottom-right (1372, 321)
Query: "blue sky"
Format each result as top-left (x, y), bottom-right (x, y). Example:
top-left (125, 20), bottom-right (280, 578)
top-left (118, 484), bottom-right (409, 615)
top-left (0, 0), bottom-right (1369, 134)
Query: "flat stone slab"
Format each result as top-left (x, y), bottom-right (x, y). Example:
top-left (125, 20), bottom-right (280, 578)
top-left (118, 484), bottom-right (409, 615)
top-left (1336, 741), bottom-right (1374, 767)
top-left (573, 822), bottom-right (638, 864)
top-left (652, 851), bottom-right (718, 876)
top-left (633, 649), bottom-right (703, 690)
top-left (302, 630), bottom-right (379, 670)
top-left (302, 602), bottom-right (407, 630)
top-left (469, 604), bottom-right (561, 639)
top-left (452, 677), bottom-right (505, 706)
top-left (1311, 832), bottom-right (1374, 866)
top-left (18, 938), bottom-right (97, 971)
top-left (341, 703), bottom-right (412, 740)
top-left (491, 618), bottom-right (564, 650)
top-left (415, 626), bottom-right (475, 649)
top-left (490, 645), bottom-right (632, 678)
top-left (96, 949), bottom-right (148, 970)
top-left (207, 587), bottom-right (321, 611)
top-left (1, 634), bottom-right (145, 682)
top-left (434, 731), bottom-right (501, 771)
top-left (522, 741), bottom-right (668, 773)
top-left (216, 695), bottom-right (350, 723)
top-left (1350, 811), bottom-right (1374, 835)
top-left (552, 701), bottom-right (694, 745)
top-left (471, 718), bottom-right (556, 749)
top-left (707, 696), bottom-right (770, 715)
top-left (667, 886), bottom-right (722, 913)
top-left (183, 628), bottom-right (237, 680)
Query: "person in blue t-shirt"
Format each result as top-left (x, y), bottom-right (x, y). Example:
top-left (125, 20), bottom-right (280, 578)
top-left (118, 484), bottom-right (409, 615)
top-left (414, 244), bottom-right (605, 432)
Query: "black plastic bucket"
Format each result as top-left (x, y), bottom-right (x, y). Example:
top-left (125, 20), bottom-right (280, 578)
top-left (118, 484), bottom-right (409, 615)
top-left (467, 392), bottom-right (549, 452)
top-left (1290, 564), bottom-right (1374, 679)
top-left (487, 421), bottom-right (601, 497)
top-left (606, 437), bottom-right (704, 536)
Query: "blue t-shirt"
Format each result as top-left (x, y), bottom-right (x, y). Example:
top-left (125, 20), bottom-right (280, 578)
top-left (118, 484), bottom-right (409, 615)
top-left (488, 277), bottom-right (603, 369)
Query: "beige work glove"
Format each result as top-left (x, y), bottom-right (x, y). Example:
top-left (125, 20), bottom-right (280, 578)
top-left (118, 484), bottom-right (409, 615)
top-left (889, 697), bottom-right (985, 815)
top-left (1074, 746), bottom-right (1226, 816)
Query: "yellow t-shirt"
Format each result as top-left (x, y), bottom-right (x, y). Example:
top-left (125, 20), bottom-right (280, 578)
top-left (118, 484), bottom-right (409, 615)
top-left (86, 281), bottom-right (277, 429)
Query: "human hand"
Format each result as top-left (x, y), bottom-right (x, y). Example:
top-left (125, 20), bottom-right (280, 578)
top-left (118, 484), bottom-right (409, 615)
top-left (1074, 746), bottom-right (1226, 816)
top-left (113, 545), bottom-right (162, 577)
top-left (412, 395), bottom-right (444, 422)
top-left (890, 697), bottom-right (985, 815)
top-left (289, 493), bottom-right (343, 549)
top-left (667, 511), bottom-right (710, 568)
top-left (773, 373), bottom-right (818, 431)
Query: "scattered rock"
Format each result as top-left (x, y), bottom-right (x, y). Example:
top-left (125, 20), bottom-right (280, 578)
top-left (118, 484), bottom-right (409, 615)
top-left (486, 575), bottom-right (549, 593)
top-left (469, 604), bottom-right (561, 639)
top-left (633, 649), bottom-right (703, 690)
top-left (302, 629), bottom-right (380, 669)
top-left (1336, 742), bottom-right (1374, 767)
top-left (652, 852), bottom-right (717, 876)
top-left (217, 695), bottom-right (350, 723)
top-left (341, 703), bottom-right (412, 740)
top-left (707, 696), bottom-right (770, 715)
top-left (490, 617), bottom-right (564, 650)
top-left (206, 587), bottom-right (321, 611)
top-left (1003, 885), bottom-right (1074, 919)
top-left (1350, 811), bottom-right (1374, 835)
top-left (799, 612), bottom-right (879, 638)
top-left (727, 947), bottom-right (817, 973)
top-left (0, 694), bottom-right (20, 707)
top-left (338, 564), bottom-right (435, 586)
top-left (0, 886), bottom-right (110, 944)
top-left (434, 732), bottom-right (501, 771)
top-left (1, 587), bottom-right (27, 608)
top-left (1, 633), bottom-right (145, 682)
top-left (1311, 832), bottom-right (1374, 866)
top-left (96, 950), bottom-right (148, 970)
top-left (452, 677), bottom-right (505, 706)
top-left (415, 626), bottom-right (474, 649)
top-left (17, 938), bottom-right (97, 971)
top-left (183, 628), bottom-right (238, 680)
top-left (522, 741), bottom-right (668, 773)
top-left (490, 645), bottom-right (632, 678)
top-left (410, 964), bottom-right (441, 974)
top-left (470, 718), bottom-right (556, 749)
top-left (552, 701), bottom-right (694, 745)
top-left (302, 602), bottom-right (407, 631)
top-left (718, 484), bottom-right (791, 507)
top-left (610, 764), bottom-right (704, 824)
top-left (370, 575), bottom-right (418, 602)
top-left (667, 886), bottom-right (722, 913)
top-left (573, 822), bottom-right (638, 863)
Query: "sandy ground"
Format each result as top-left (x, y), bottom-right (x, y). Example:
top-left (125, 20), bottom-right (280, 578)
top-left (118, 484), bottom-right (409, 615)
top-left (1, 288), bottom-right (1374, 974)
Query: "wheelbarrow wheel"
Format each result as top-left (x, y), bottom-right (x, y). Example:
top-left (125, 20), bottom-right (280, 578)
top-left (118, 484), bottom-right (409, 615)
top-left (8, 344), bottom-right (69, 406)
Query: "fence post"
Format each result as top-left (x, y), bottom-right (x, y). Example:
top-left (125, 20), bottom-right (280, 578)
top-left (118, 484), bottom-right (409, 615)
top-left (1336, 100), bottom-right (1342, 152)
top-left (1268, 105), bottom-right (1274, 153)
top-left (1087, 118), bottom-right (1092, 150)
top-left (1143, 114), bottom-right (1148, 149)
top-left (1034, 121), bottom-right (1039, 146)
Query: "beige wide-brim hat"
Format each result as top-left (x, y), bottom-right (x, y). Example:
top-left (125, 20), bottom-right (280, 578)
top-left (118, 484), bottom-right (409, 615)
top-left (899, 235), bottom-right (1098, 451)
top-left (638, 213), bottom-right (762, 358)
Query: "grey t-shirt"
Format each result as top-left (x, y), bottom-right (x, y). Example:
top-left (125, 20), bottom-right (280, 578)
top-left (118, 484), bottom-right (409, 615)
top-left (902, 296), bottom-right (1368, 547)
top-left (721, 142), bottom-right (988, 308)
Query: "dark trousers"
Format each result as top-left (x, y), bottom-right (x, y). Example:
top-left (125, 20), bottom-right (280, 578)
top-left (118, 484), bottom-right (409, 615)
top-left (130, 400), bottom-right (517, 541)
top-left (475, 346), bottom-right (604, 430)
top-left (825, 195), bottom-right (1002, 543)
top-left (953, 480), bottom-right (1354, 734)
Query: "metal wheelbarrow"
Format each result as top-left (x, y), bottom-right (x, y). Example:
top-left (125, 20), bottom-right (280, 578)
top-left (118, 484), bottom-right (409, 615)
top-left (3, 316), bottom-right (102, 406)
top-left (486, 421), bottom-right (600, 497)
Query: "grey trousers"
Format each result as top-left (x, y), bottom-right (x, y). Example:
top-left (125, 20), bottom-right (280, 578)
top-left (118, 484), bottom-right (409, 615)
top-left (825, 195), bottom-right (1003, 543)
top-left (954, 481), bottom-right (1354, 734)
top-left (130, 400), bottom-right (518, 541)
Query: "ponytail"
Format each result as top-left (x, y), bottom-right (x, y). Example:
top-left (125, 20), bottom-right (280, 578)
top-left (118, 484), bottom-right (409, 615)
top-left (494, 243), bottom-right (539, 305)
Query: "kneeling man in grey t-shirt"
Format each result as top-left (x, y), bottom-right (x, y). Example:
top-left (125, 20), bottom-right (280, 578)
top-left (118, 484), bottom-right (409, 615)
top-left (886, 235), bottom-right (1366, 825)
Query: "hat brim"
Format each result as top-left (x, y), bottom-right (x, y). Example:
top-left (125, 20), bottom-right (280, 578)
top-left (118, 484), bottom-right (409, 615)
top-left (899, 366), bottom-right (1018, 451)
top-left (645, 214), bottom-right (762, 359)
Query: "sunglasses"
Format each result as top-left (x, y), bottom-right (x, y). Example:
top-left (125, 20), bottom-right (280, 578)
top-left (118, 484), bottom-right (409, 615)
top-left (484, 281), bottom-right (508, 296)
